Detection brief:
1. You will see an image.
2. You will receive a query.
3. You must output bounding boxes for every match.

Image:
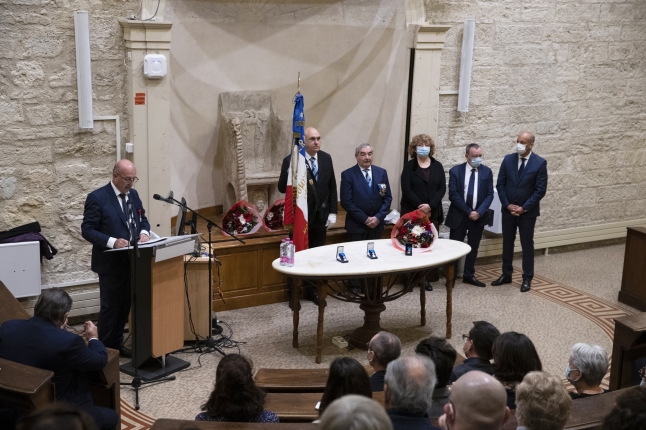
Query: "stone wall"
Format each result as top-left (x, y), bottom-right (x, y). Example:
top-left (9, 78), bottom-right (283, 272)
top-left (426, 0), bottom-right (646, 231)
top-left (0, 0), bottom-right (139, 286)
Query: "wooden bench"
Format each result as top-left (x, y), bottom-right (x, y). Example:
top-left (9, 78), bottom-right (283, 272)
top-left (610, 312), bottom-right (646, 390)
top-left (152, 419), bottom-right (318, 429)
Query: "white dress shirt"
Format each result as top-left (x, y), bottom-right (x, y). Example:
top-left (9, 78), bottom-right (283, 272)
top-left (518, 151), bottom-right (532, 169)
top-left (107, 181), bottom-right (148, 248)
top-left (361, 166), bottom-right (372, 184)
top-left (463, 164), bottom-right (478, 211)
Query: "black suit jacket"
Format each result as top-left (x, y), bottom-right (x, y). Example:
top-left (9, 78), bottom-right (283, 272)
top-left (445, 163), bottom-right (494, 229)
top-left (278, 150), bottom-right (338, 230)
top-left (0, 316), bottom-right (107, 407)
top-left (496, 152), bottom-right (548, 218)
top-left (81, 183), bottom-right (150, 274)
top-left (400, 157), bottom-right (446, 224)
top-left (340, 165), bottom-right (392, 234)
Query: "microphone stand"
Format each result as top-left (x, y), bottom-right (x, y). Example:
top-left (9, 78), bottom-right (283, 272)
top-left (165, 196), bottom-right (244, 351)
top-left (121, 201), bottom-right (175, 410)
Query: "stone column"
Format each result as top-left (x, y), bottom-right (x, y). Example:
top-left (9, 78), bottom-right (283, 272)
top-left (119, 19), bottom-right (173, 236)
top-left (409, 25), bottom-right (452, 141)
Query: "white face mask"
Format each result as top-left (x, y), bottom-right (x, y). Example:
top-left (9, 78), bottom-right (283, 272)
top-left (516, 143), bottom-right (527, 154)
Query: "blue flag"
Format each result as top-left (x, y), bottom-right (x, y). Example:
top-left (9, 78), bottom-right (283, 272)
top-left (292, 93), bottom-right (306, 157)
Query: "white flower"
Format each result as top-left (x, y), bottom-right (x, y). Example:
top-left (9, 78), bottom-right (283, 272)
top-left (411, 225), bottom-right (426, 236)
top-left (238, 214), bottom-right (246, 225)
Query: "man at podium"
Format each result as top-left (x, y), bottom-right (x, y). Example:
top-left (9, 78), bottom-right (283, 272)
top-left (81, 159), bottom-right (150, 358)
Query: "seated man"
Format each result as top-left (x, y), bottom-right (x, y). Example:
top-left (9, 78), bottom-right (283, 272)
top-left (384, 356), bottom-right (440, 430)
top-left (320, 395), bottom-right (393, 430)
top-left (367, 331), bottom-right (401, 391)
top-left (0, 288), bottom-right (118, 430)
top-left (450, 320), bottom-right (500, 384)
top-left (439, 371), bottom-right (511, 430)
top-left (415, 336), bottom-right (457, 419)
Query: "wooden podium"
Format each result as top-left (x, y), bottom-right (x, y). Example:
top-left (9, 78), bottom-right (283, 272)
top-left (113, 235), bottom-right (198, 380)
top-left (618, 227), bottom-right (646, 311)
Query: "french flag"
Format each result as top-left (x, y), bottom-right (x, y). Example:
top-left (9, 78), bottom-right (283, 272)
top-left (284, 93), bottom-right (308, 251)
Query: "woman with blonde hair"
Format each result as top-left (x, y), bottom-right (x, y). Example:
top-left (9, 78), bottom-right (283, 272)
top-left (515, 371), bottom-right (572, 430)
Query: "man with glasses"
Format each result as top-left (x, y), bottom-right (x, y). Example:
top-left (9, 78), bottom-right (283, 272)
top-left (449, 321), bottom-right (500, 384)
top-left (82, 159), bottom-right (150, 357)
top-left (366, 331), bottom-right (401, 392)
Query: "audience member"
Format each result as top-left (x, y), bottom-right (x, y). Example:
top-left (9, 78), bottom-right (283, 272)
top-left (16, 402), bottom-right (98, 430)
top-left (415, 336), bottom-right (457, 418)
top-left (492, 332), bottom-right (542, 409)
top-left (319, 357), bottom-right (372, 415)
top-left (0, 288), bottom-right (118, 430)
top-left (566, 343), bottom-right (609, 399)
top-left (601, 386), bottom-right (646, 430)
top-left (367, 331), bottom-right (402, 391)
top-left (450, 321), bottom-right (500, 384)
top-left (384, 355), bottom-right (440, 430)
top-left (320, 395), bottom-right (393, 430)
top-left (196, 354), bottom-right (279, 423)
top-left (515, 371), bottom-right (571, 430)
top-left (438, 370), bottom-right (511, 430)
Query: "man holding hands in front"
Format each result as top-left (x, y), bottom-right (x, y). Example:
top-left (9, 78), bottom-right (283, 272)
top-left (491, 132), bottom-right (548, 293)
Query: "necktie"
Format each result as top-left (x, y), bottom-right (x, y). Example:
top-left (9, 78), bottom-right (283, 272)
top-left (363, 169), bottom-right (371, 188)
top-left (310, 157), bottom-right (318, 181)
top-left (518, 157), bottom-right (526, 177)
top-left (466, 169), bottom-right (475, 210)
top-left (118, 193), bottom-right (128, 216)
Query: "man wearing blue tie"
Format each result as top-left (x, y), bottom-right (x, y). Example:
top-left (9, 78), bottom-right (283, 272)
top-left (340, 144), bottom-right (392, 241)
top-left (445, 143), bottom-right (494, 287)
top-left (491, 132), bottom-right (548, 292)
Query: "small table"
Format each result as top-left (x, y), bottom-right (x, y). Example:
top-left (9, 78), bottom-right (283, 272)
top-left (273, 239), bottom-right (471, 363)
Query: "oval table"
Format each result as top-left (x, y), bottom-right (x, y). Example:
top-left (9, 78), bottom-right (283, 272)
top-left (272, 238), bottom-right (471, 363)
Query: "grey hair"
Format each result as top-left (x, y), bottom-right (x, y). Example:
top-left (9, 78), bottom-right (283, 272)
top-left (465, 143), bottom-right (481, 155)
top-left (370, 331), bottom-right (401, 368)
top-left (570, 343), bottom-right (609, 386)
top-left (34, 288), bottom-right (73, 323)
top-left (384, 355), bottom-right (436, 414)
top-left (320, 395), bottom-right (393, 430)
top-left (355, 143), bottom-right (373, 156)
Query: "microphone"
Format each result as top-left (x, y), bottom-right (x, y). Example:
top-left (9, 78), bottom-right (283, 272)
top-left (153, 193), bottom-right (173, 204)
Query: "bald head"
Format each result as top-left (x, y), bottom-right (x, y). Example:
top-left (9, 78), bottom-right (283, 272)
top-left (304, 127), bottom-right (321, 157)
top-left (444, 371), bottom-right (510, 430)
top-left (112, 159), bottom-right (137, 194)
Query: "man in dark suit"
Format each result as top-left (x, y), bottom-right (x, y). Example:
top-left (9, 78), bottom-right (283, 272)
top-left (0, 288), bottom-right (119, 430)
top-left (491, 132), bottom-right (548, 292)
top-left (445, 143), bottom-right (494, 287)
top-left (278, 127), bottom-right (338, 304)
top-left (340, 144), bottom-right (392, 241)
top-left (81, 159), bottom-right (150, 355)
top-left (449, 320), bottom-right (500, 384)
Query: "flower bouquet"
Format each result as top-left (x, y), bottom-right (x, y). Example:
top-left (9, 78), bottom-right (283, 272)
top-left (221, 200), bottom-right (262, 236)
top-left (263, 199), bottom-right (285, 232)
top-left (390, 209), bottom-right (438, 254)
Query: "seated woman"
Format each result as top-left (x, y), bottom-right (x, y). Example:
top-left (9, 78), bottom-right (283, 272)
top-left (516, 371), bottom-right (572, 430)
top-left (196, 354), bottom-right (279, 423)
top-left (492, 332), bottom-right (543, 410)
top-left (566, 343), bottom-right (609, 399)
top-left (319, 357), bottom-right (373, 416)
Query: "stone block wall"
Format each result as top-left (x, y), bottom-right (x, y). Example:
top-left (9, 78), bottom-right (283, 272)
top-left (426, 0), bottom-right (646, 231)
top-left (0, 0), bottom-right (139, 286)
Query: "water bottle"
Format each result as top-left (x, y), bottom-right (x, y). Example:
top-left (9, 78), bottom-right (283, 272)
top-left (279, 239), bottom-right (287, 266)
top-left (287, 240), bottom-right (295, 267)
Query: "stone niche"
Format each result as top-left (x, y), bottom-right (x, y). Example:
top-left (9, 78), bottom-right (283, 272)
top-left (218, 91), bottom-right (290, 214)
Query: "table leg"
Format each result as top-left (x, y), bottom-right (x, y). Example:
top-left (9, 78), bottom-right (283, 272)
top-left (292, 278), bottom-right (301, 348)
top-left (420, 271), bottom-right (426, 326)
top-left (444, 263), bottom-right (454, 339)
top-left (316, 282), bottom-right (328, 364)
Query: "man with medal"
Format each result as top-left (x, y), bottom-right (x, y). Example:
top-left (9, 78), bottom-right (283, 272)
top-left (340, 144), bottom-right (392, 242)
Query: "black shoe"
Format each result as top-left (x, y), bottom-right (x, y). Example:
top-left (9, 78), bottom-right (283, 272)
top-left (463, 276), bottom-right (486, 288)
top-left (491, 275), bottom-right (512, 286)
top-left (306, 288), bottom-right (320, 306)
top-left (425, 281), bottom-right (433, 292)
top-left (520, 279), bottom-right (531, 293)
top-left (119, 346), bottom-right (132, 358)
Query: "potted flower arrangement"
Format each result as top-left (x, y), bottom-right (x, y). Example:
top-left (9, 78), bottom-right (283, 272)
top-left (390, 209), bottom-right (438, 253)
top-left (221, 200), bottom-right (262, 236)
top-left (263, 199), bottom-right (285, 232)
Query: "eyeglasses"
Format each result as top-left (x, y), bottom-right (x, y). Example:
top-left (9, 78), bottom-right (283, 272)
top-left (462, 334), bottom-right (470, 343)
top-left (117, 174), bottom-right (139, 183)
top-left (366, 342), bottom-right (371, 351)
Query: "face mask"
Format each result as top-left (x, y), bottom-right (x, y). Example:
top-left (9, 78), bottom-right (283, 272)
top-left (470, 157), bottom-right (483, 168)
top-left (516, 143), bottom-right (526, 154)
top-left (641, 379), bottom-right (644, 387)
top-left (417, 146), bottom-right (431, 157)
top-left (565, 365), bottom-right (571, 379)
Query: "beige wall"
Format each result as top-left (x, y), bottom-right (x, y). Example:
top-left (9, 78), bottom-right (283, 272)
top-left (426, 0), bottom-right (646, 232)
top-left (166, 0), bottom-right (411, 211)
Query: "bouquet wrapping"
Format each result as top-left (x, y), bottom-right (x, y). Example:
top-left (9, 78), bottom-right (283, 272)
top-left (390, 209), bottom-right (437, 254)
top-left (221, 200), bottom-right (262, 236)
top-left (263, 199), bottom-right (285, 232)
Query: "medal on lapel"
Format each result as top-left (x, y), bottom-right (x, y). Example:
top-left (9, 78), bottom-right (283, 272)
top-left (378, 184), bottom-right (387, 197)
